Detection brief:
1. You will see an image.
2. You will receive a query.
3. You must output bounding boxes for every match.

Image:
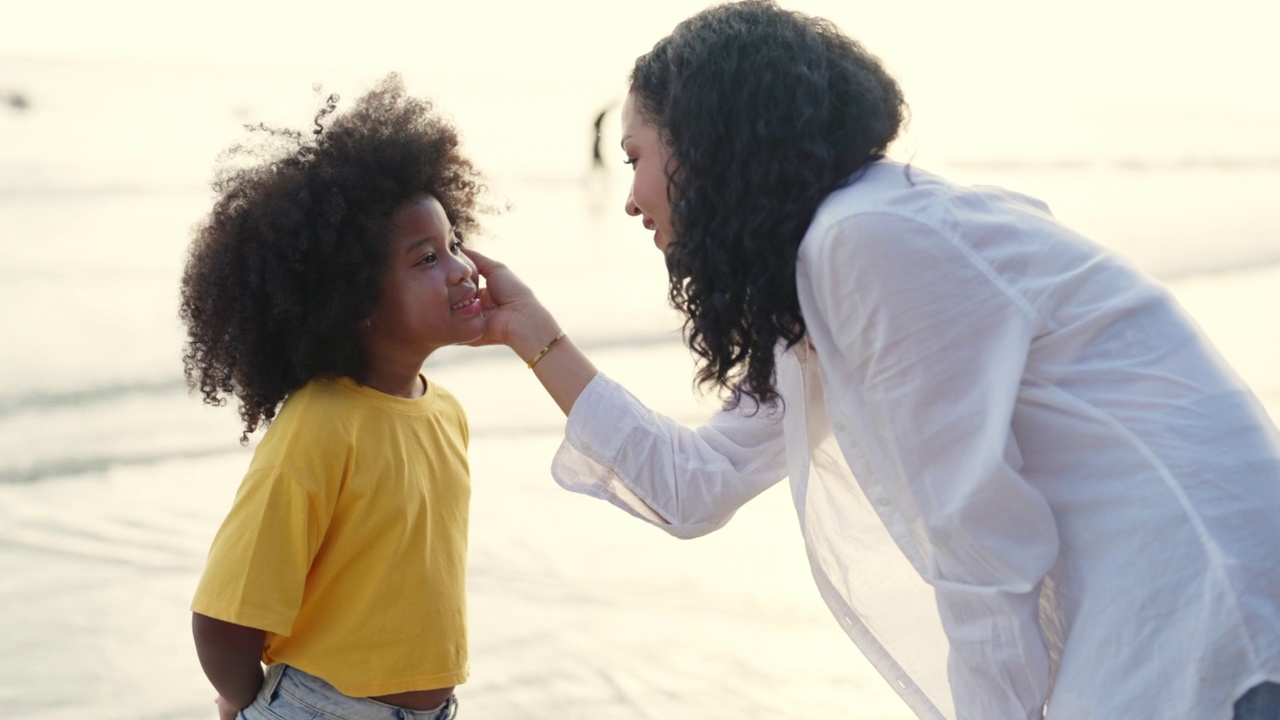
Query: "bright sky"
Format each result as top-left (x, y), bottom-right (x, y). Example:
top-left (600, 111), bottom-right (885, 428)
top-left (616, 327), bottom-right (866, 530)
top-left (5, 0), bottom-right (1278, 166)
top-left (6, 0), bottom-right (1275, 106)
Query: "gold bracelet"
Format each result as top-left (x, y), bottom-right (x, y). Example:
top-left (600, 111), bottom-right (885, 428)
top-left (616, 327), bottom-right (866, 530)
top-left (526, 330), bottom-right (566, 369)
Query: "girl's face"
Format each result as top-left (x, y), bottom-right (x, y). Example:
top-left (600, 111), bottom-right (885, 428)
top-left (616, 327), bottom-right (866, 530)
top-left (621, 92), bottom-right (676, 252)
top-left (365, 195), bottom-right (483, 364)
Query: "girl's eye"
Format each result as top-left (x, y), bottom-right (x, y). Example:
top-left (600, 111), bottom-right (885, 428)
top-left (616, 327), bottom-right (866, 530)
top-left (450, 237), bottom-right (464, 253)
top-left (419, 253), bottom-right (437, 266)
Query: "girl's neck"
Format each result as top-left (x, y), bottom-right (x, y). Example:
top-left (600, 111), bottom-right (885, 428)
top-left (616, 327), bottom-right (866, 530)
top-left (359, 365), bottom-right (426, 399)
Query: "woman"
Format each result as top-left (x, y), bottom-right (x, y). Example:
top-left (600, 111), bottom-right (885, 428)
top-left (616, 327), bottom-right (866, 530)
top-left (467, 2), bottom-right (1280, 717)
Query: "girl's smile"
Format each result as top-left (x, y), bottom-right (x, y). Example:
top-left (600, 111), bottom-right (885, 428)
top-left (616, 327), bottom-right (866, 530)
top-left (451, 293), bottom-right (482, 314)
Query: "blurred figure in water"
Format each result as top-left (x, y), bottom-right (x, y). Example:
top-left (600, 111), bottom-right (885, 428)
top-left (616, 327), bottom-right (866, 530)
top-left (592, 107), bottom-right (608, 169)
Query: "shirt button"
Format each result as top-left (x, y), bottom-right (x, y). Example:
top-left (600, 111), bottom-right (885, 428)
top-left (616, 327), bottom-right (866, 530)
top-left (876, 497), bottom-right (892, 507)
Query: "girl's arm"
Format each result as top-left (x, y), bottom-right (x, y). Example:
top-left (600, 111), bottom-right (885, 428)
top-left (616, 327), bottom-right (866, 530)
top-left (192, 612), bottom-right (265, 714)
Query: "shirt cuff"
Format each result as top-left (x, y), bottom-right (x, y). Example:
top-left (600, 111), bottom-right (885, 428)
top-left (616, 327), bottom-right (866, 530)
top-left (564, 372), bottom-right (642, 467)
top-left (554, 373), bottom-right (720, 538)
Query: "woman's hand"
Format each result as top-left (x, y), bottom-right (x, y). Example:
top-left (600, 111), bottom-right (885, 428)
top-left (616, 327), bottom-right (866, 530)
top-left (465, 248), bottom-right (562, 360)
top-left (465, 247), bottom-right (599, 413)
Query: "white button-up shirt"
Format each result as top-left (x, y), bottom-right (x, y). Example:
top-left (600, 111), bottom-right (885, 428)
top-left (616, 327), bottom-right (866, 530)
top-left (552, 161), bottom-right (1280, 719)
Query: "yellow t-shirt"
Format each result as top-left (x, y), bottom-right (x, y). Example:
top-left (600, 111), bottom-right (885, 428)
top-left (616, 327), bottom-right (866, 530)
top-left (192, 376), bottom-right (470, 697)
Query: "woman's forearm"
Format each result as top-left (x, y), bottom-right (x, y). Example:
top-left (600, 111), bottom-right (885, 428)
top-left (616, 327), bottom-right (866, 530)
top-left (192, 612), bottom-right (266, 710)
top-left (521, 330), bottom-right (599, 416)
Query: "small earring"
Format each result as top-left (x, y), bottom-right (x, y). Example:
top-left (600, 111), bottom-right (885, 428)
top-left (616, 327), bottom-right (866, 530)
top-left (364, 318), bottom-right (372, 328)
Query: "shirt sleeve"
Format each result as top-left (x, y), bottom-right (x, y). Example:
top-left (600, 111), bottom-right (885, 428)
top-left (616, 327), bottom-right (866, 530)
top-left (551, 373), bottom-right (789, 539)
top-left (191, 467), bottom-right (323, 636)
top-left (799, 211), bottom-right (1059, 719)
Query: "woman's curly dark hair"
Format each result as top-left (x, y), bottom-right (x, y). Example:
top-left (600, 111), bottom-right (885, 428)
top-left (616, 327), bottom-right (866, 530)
top-left (179, 73), bottom-right (487, 442)
top-left (631, 0), bottom-right (907, 408)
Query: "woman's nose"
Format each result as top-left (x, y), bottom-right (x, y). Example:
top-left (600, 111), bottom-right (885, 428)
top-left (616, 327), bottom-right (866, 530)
top-left (624, 191), bottom-right (639, 216)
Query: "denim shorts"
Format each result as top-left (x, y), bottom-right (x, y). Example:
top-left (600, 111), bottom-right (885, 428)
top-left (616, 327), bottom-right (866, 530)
top-left (239, 664), bottom-right (458, 720)
top-left (1234, 681), bottom-right (1280, 720)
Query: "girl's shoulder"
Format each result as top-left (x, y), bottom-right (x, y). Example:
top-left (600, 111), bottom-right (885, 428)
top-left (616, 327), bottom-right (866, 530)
top-left (256, 379), bottom-right (361, 451)
top-left (274, 377), bottom-right (355, 419)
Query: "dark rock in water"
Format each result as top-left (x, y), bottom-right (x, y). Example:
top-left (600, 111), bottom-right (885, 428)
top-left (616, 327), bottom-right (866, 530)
top-left (6, 92), bottom-right (30, 110)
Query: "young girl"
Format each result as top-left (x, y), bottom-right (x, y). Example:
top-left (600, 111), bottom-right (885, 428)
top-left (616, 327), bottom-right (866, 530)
top-left (181, 74), bottom-right (486, 720)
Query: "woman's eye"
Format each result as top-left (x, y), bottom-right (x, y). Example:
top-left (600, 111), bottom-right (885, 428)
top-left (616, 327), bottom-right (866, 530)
top-left (623, 157), bottom-right (637, 169)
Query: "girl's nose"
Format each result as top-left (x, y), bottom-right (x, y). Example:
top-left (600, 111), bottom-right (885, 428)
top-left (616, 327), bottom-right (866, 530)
top-left (449, 254), bottom-right (475, 283)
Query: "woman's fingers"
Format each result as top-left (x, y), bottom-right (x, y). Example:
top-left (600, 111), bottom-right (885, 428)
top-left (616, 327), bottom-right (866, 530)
top-left (465, 247), bottom-right (533, 307)
top-left (462, 246), bottom-right (562, 354)
top-left (476, 285), bottom-right (497, 313)
top-left (463, 247), bottom-right (518, 347)
top-left (464, 247), bottom-right (507, 300)
top-left (464, 247), bottom-right (501, 276)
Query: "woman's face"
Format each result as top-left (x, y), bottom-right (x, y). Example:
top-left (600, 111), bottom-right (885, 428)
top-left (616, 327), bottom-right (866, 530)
top-left (620, 92), bottom-right (676, 252)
